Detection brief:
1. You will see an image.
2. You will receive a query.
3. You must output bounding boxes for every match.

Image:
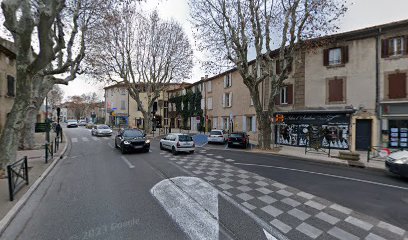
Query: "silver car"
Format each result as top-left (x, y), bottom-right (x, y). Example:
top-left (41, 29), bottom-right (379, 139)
top-left (91, 124), bottom-right (113, 137)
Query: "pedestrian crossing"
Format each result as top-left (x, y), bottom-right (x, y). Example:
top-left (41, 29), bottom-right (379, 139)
top-left (71, 136), bottom-right (113, 143)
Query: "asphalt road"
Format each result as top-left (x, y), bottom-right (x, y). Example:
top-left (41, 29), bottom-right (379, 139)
top-left (2, 127), bottom-right (407, 240)
top-left (0, 127), bottom-right (277, 240)
top-left (202, 143), bottom-right (408, 230)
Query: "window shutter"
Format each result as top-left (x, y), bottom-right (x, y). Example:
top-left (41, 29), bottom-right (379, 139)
top-left (221, 118), bottom-right (224, 129)
top-left (274, 93), bottom-right (280, 105)
top-left (389, 73), bottom-right (407, 99)
top-left (7, 75), bottom-right (15, 97)
top-left (201, 99), bottom-right (205, 110)
top-left (381, 39), bottom-right (388, 58)
top-left (275, 60), bottom-right (281, 74)
top-left (342, 46), bottom-right (349, 64)
top-left (323, 49), bottom-right (329, 66)
top-left (222, 93), bottom-right (225, 107)
top-left (328, 79), bottom-right (344, 102)
top-left (229, 73), bottom-right (232, 86)
top-left (242, 116), bottom-right (246, 132)
top-left (251, 116), bottom-right (256, 133)
top-left (405, 36), bottom-right (408, 55)
top-left (287, 84), bottom-right (293, 104)
top-left (223, 76), bottom-right (227, 88)
top-left (229, 92), bottom-right (232, 107)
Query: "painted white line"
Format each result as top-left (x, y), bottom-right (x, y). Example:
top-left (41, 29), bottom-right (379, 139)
top-left (149, 149), bottom-right (152, 152)
top-left (264, 229), bottom-right (278, 240)
top-left (224, 144), bottom-right (228, 149)
top-left (92, 137), bottom-right (100, 141)
top-left (107, 143), bottom-right (114, 149)
top-left (225, 159), bottom-right (235, 162)
top-left (121, 156), bottom-right (135, 169)
top-left (234, 163), bottom-right (408, 191)
top-left (71, 138), bottom-right (78, 143)
top-left (151, 177), bottom-right (219, 240)
top-left (81, 137), bottom-right (89, 142)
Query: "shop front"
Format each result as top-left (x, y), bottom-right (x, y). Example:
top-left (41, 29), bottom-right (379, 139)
top-left (381, 102), bottom-right (408, 149)
top-left (274, 110), bottom-right (354, 150)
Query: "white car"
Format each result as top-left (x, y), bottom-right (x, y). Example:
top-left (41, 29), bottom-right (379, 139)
top-left (91, 124), bottom-right (113, 136)
top-left (67, 120), bottom-right (78, 128)
top-left (160, 133), bottom-right (195, 155)
top-left (208, 130), bottom-right (228, 144)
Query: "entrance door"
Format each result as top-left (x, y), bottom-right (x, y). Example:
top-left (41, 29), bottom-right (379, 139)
top-left (355, 119), bottom-right (372, 150)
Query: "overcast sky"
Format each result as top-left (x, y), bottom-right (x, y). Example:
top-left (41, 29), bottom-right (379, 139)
top-left (58, 0), bottom-right (408, 100)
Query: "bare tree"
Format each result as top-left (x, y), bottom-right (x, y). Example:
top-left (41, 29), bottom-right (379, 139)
top-left (87, 5), bottom-right (193, 133)
top-left (189, 0), bottom-right (347, 149)
top-left (0, 0), bottom-right (106, 168)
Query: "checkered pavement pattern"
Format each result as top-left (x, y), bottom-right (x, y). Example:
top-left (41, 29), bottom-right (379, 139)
top-left (160, 150), bottom-right (408, 240)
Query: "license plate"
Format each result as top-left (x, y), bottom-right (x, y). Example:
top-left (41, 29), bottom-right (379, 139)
top-left (133, 145), bottom-right (143, 149)
top-left (233, 142), bottom-right (240, 145)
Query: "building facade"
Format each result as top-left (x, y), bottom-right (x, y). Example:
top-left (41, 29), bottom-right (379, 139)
top-left (0, 38), bottom-right (16, 135)
top-left (170, 19), bottom-right (408, 151)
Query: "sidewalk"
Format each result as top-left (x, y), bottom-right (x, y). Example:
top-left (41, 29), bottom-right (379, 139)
top-left (0, 132), bottom-right (68, 227)
top-left (249, 143), bottom-right (386, 171)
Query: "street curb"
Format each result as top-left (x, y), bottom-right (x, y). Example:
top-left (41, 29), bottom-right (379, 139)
top-left (0, 134), bottom-right (70, 236)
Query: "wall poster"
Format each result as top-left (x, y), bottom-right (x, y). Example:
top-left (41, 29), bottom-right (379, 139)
top-left (275, 112), bottom-right (351, 150)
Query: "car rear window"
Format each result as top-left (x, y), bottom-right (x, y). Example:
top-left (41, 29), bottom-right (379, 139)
top-left (210, 131), bottom-right (222, 135)
top-left (230, 133), bottom-right (243, 138)
top-left (178, 135), bottom-right (193, 142)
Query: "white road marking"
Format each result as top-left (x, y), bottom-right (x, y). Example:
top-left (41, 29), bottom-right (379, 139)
top-left (224, 144), bottom-right (228, 149)
top-left (82, 137), bottom-right (89, 142)
top-left (107, 143), bottom-right (114, 149)
top-left (149, 149), bottom-right (152, 152)
top-left (71, 138), bottom-right (78, 143)
top-left (234, 163), bottom-right (408, 191)
top-left (225, 159), bottom-right (235, 162)
top-left (121, 156), bottom-right (135, 169)
top-left (151, 177), bottom-right (219, 240)
top-left (92, 137), bottom-right (100, 141)
top-left (263, 229), bottom-right (278, 240)
top-left (198, 143), bottom-right (207, 148)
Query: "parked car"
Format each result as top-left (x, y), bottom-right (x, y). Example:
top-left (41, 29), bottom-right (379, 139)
top-left (78, 120), bottom-right (87, 126)
top-left (67, 120), bottom-right (78, 128)
top-left (160, 133), bottom-right (195, 155)
top-left (115, 129), bottom-right (150, 154)
top-left (91, 124), bottom-right (112, 137)
top-left (385, 150), bottom-right (408, 178)
top-left (208, 130), bottom-right (228, 144)
top-left (227, 132), bottom-right (250, 148)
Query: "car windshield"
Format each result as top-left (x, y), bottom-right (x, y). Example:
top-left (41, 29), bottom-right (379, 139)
top-left (230, 133), bottom-right (243, 138)
top-left (178, 135), bottom-right (193, 142)
top-left (123, 130), bottom-right (144, 138)
top-left (97, 125), bottom-right (110, 129)
top-left (210, 131), bottom-right (222, 135)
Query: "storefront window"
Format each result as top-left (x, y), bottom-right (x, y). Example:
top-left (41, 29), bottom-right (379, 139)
top-left (388, 120), bottom-right (408, 148)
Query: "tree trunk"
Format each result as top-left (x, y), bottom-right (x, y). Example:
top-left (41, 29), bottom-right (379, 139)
top-left (256, 112), bottom-right (272, 150)
top-left (18, 76), bottom-right (54, 150)
top-left (142, 111), bottom-right (152, 133)
top-left (19, 108), bottom-right (37, 150)
top-left (0, 93), bottom-right (30, 169)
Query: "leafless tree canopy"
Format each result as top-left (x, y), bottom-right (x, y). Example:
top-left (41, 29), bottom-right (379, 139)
top-left (87, 4), bottom-right (193, 132)
top-left (189, 0), bottom-right (347, 149)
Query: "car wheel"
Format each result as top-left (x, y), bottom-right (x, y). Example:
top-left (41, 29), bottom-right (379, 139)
top-left (227, 144), bottom-right (232, 148)
top-left (160, 143), bottom-right (164, 150)
top-left (190, 150), bottom-right (194, 154)
top-left (172, 146), bottom-right (177, 155)
top-left (144, 148), bottom-right (150, 153)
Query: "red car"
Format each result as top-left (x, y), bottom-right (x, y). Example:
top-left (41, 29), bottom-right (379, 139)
top-left (227, 132), bottom-right (250, 148)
